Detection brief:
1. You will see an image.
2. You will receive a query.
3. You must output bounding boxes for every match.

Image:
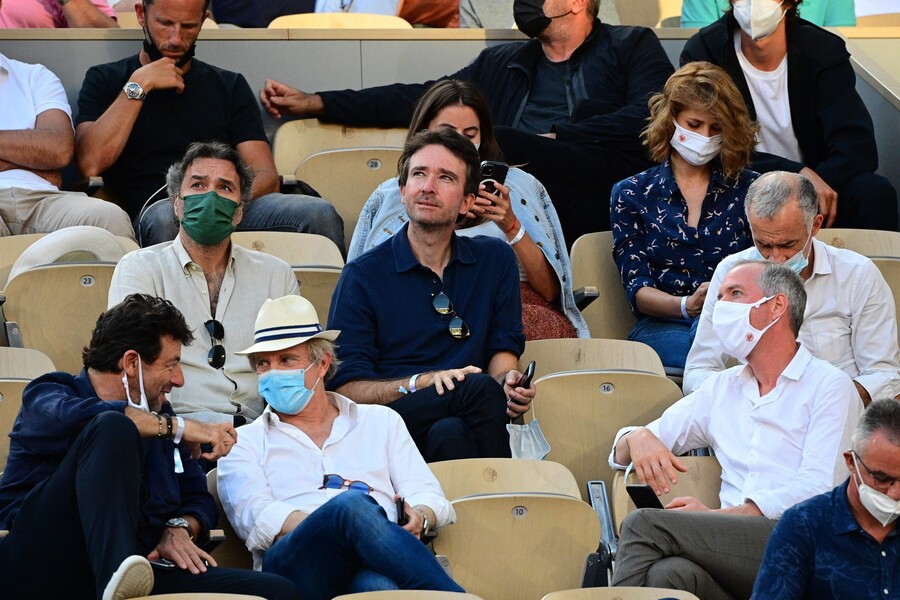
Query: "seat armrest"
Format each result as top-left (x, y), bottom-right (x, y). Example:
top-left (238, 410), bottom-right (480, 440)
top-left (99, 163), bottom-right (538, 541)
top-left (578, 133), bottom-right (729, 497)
top-left (574, 286), bottom-right (599, 311)
top-left (203, 528), bottom-right (226, 553)
top-left (280, 175), bottom-right (298, 194)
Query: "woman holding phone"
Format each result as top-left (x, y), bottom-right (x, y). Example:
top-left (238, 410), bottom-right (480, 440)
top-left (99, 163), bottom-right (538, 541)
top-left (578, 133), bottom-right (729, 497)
top-left (611, 61), bottom-right (758, 370)
top-left (350, 79), bottom-right (587, 339)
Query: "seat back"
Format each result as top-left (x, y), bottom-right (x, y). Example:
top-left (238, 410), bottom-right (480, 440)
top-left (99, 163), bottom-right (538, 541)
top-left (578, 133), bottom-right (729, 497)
top-left (0, 234), bottom-right (45, 287)
top-left (0, 347), bottom-right (55, 379)
top-left (268, 12), bottom-right (412, 28)
top-left (294, 267), bottom-right (343, 324)
top-left (130, 595), bottom-right (264, 600)
top-left (570, 232), bottom-right (635, 340)
top-left (295, 148), bottom-right (404, 247)
top-left (0, 380), bottom-right (31, 469)
top-left (611, 456), bottom-right (722, 535)
top-left (871, 257), bottom-right (900, 345)
top-left (334, 593), bottom-right (484, 600)
top-left (429, 458), bottom-right (580, 500)
top-left (3, 263), bottom-right (116, 375)
top-left (541, 587), bottom-right (701, 600)
top-left (533, 370), bottom-right (683, 501)
top-left (614, 0), bottom-right (682, 27)
top-left (206, 468), bottom-right (254, 570)
top-left (273, 119), bottom-right (406, 177)
top-left (520, 338), bottom-right (665, 380)
top-left (231, 232), bottom-right (344, 268)
top-left (817, 228), bottom-right (900, 258)
top-left (431, 493), bottom-right (601, 600)
top-left (856, 12), bottom-right (900, 26)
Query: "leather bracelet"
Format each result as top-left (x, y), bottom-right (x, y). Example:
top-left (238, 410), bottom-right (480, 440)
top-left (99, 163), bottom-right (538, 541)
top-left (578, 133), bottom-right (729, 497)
top-left (503, 218), bottom-right (519, 235)
top-left (164, 414), bottom-right (174, 439)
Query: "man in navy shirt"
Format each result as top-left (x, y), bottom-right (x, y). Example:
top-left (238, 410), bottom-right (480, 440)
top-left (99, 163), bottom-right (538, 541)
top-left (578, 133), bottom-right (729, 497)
top-left (0, 294), bottom-right (298, 600)
top-left (327, 128), bottom-right (534, 462)
top-left (752, 399), bottom-right (900, 599)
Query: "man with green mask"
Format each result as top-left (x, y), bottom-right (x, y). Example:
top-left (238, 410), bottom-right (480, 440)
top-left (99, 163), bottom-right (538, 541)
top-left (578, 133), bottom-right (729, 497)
top-left (109, 141), bottom-right (301, 429)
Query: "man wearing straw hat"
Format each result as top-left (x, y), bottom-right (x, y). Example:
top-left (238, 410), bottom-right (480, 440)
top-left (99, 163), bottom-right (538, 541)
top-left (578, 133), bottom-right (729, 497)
top-left (217, 294), bottom-right (463, 598)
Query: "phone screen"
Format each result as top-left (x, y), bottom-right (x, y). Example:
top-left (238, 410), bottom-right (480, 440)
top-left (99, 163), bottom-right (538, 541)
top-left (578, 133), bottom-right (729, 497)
top-left (626, 484), bottom-right (665, 510)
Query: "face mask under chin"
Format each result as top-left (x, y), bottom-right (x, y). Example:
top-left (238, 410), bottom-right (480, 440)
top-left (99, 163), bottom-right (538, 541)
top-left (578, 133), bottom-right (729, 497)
top-left (142, 23), bottom-right (196, 68)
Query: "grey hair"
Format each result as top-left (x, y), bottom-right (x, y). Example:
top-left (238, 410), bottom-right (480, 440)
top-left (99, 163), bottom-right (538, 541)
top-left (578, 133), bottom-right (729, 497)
top-left (729, 259), bottom-right (807, 335)
top-left (586, 0), bottom-right (600, 18)
top-left (165, 141), bottom-right (254, 205)
top-left (744, 171), bottom-right (818, 230)
top-left (851, 399), bottom-right (900, 455)
top-left (306, 338), bottom-right (341, 382)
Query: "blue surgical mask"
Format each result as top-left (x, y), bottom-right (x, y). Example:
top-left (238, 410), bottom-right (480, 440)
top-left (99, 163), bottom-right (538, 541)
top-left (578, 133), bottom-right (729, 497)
top-left (751, 231), bottom-right (812, 274)
top-left (258, 367), bottom-right (319, 415)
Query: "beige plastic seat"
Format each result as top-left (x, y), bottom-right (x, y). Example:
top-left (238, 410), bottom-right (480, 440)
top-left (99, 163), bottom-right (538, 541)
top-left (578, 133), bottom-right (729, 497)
top-left (871, 257), bottom-right (900, 344)
top-left (116, 11), bottom-right (220, 27)
top-left (231, 231), bottom-right (344, 268)
top-left (570, 231), bottom-right (635, 341)
top-left (856, 12), bottom-right (900, 26)
top-left (295, 148), bottom-right (404, 247)
top-left (268, 12), bottom-right (412, 28)
top-left (614, 0), bottom-right (682, 27)
top-left (532, 370), bottom-right (683, 502)
top-left (816, 228), bottom-right (900, 258)
top-left (206, 468), bottom-right (254, 570)
top-left (611, 455), bottom-right (722, 535)
top-left (272, 119), bottom-right (406, 178)
top-left (542, 587), bottom-right (701, 600)
top-left (335, 593), bottom-right (484, 600)
top-left (130, 595), bottom-right (263, 600)
top-left (294, 267), bottom-right (343, 324)
top-left (520, 338), bottom-right (665, 380)
top-left (0, 347), bottom-right (55, 379)
top-left (1, 263), bottom-right (117, 375)
top-left (431, 493), bottom-right (601, 600)
top-left (429, 458), bottom-right (580, 500)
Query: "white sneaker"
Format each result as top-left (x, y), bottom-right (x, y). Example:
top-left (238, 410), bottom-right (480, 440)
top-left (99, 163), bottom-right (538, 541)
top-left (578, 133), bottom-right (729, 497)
top-left (102, 555), bottom-right (154, 600)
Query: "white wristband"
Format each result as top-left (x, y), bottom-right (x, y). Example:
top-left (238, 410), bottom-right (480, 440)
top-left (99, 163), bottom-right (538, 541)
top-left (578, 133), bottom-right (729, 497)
top-left (508, 226), bottom-right (526, 246)
top-left (409, 373), bottom-right (419, 394)
top-left (173, 415), bottom-right (185, 444)
top-left (680, 296), bottom-right (690, 320)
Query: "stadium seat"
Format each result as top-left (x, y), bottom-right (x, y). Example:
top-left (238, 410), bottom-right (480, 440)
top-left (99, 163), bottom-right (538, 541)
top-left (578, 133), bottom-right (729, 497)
top-left (429, 458), bottom-right (581, 500)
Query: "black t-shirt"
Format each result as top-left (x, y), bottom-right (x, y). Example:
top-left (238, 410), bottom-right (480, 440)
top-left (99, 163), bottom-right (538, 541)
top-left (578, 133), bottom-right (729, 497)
top-left (211, 0), bottom-right (315, 27)
top-left (517, 55), bottom-right (571, 135)
top-left (76, 55), bottom-right (266, 218)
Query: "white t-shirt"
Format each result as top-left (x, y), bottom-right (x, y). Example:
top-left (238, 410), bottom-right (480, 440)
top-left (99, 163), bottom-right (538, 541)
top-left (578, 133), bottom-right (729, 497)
top-left (0, 52), bottom-right (72, 191)
top-left (734, 32), bottom-right (803, 164)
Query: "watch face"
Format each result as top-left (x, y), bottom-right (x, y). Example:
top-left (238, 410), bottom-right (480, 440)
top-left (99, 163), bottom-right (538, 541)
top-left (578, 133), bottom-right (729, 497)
top-left (124, 82), bottom-right (144, 99)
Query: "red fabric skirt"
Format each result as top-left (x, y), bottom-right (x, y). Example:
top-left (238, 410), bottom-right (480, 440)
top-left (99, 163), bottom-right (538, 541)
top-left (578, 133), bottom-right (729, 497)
top-left (520, 282), bottom-right (577, 341)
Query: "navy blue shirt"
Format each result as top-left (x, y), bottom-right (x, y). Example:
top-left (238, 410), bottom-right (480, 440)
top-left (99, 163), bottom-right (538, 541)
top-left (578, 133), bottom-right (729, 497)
top-left (611, 159), bottom-right (756, 316)
top-left (0, 371), bottom-right (216, 551)
top-left (752, 479), bottom-right (900, 599)
top-left (327, 224), bottom-right (525, 389)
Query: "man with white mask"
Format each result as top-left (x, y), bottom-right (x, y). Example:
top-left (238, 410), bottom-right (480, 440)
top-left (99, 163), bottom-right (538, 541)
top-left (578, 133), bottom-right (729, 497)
top-left (609, 260), bottom-right (863, 600)
top-left (684, 171), bottom-right (900, 404)
top-left (217, 295), bottom-right (464, 598)
top-left (752, 399), bottom-right (900, 599)
top-left (680, 0), bottom-right (898, 231)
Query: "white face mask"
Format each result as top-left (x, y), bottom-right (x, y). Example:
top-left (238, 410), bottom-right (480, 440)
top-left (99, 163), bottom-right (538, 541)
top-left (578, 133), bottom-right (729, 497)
top-left (670, 121), bottom-right (722, 166)
top-left (733, 0), bottom-right (786, 41)
top-left (122, 356), bottom-right (150, 412)
top-left (852, 452), bottom-right (900, 527)
top-left (712, 295), bottom-right (779, 361)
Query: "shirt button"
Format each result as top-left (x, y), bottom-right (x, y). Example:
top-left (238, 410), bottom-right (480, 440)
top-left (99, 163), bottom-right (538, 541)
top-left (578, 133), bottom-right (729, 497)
top-left (884, 589), bottom-right (889, 595)
top-left (201, 290), bottom-right (207, 295)
top-left (883, 551), bottom-right (888, 557)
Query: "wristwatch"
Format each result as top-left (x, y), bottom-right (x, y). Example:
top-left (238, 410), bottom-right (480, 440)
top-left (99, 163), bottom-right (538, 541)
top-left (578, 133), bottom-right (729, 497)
top-left (165, 517), bottom-right (193, 540)
top-left (123, 81), bottom-right (146, 101)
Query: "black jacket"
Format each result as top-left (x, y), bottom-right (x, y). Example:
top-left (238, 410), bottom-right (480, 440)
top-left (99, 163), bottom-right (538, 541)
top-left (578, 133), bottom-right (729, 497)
top-left (680, 14), bottom-right (878, 190)
top-left (319, 21), bottom-right (674, 154)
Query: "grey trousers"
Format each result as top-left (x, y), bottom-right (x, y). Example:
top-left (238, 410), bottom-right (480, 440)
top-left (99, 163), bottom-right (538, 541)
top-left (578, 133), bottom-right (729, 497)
top-left (612, 509), bottom-right (778, 600)
top-left (0, 187), bottom-right (136, 240)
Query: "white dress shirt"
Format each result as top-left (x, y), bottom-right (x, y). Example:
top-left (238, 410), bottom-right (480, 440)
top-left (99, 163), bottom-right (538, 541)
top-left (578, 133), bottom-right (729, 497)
top-left (109, 236), bottom-right (299, 423)
top-left (217, 392), bottom-right (455, 570)
top-left (610, 345), bottom-right (863, 519)
top-left (684, 239), bottom-right (900, 400)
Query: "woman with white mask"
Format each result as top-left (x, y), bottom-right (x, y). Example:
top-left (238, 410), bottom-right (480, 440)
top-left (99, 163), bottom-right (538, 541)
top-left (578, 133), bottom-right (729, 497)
top-left (611, 61), bottom-right (758, 371)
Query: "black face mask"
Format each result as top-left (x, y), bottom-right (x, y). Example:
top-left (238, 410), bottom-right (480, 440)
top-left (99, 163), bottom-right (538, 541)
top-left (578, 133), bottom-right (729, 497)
top-left (514, 0), bottom-right (572, 38)
top-left (141, 7), bottom-right (197, 68)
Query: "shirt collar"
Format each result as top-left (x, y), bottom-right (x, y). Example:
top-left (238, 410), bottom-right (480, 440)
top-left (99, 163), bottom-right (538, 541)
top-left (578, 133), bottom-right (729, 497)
top-left (738, 343), bottom-right (813, 388)
top-left (391, 222), bottom-right (476, 273)
top-left (172, 234), bottom-right (236, 272)
top-left (0, 53), bottom-right (10, 87)
top-left (832, 479), bottom-right (861, 535)
top-left (808, 237), bottom-right (833, 278)
top-left (261, 390), bottom-right (359, 430)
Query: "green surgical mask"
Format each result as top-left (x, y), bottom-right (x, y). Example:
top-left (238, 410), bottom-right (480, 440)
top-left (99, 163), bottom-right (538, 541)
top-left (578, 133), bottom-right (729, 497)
top-left (180, 191), bottom-right (238, 246)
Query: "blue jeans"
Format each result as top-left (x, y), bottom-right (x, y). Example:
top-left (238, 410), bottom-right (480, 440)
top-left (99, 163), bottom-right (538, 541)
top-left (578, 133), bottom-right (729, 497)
top-left (262, 493), bottom-right (463, 600)
top-left (137, 193), bottom-right (346, 256)
top-left (629, 316), bottom-right (699, 371)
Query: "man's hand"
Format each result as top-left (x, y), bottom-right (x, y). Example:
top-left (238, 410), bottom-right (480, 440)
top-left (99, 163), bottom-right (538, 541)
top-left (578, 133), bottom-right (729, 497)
top-left (260, 79), bottom-right (324, 119)
top-left (665, 496), bottom-right (711, 512)
top-left (625, 428), bottom-right (687, 496)
top-left (799, 166), bottom-right (838, 227)
top-left (394, 496), bottom-right (427, 539)
top-left (502, 370), bottom-right (534, 419)
top-left (148, 527), bottom-right (216, 575)
top-left (685, 282), bottom-right (709, 318)
top-left (421, 366), bottom-right (482, 395)
top-left (131, 58), bottom-right (185, 94)
top-left (180, 419), bottom-right (237, 461)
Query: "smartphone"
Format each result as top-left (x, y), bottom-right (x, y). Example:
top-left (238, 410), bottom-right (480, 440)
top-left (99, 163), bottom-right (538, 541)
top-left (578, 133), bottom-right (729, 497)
top-left (396, 497), bottom-right (409, 526)
top-left (479, 160), bottom-right (509, 197)
top-left (149, 558), bottom-right (177, 570)
top-left (509, 360), bottom-right (536, 406)
top-left (626, 484), bottom-right (665, 510)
